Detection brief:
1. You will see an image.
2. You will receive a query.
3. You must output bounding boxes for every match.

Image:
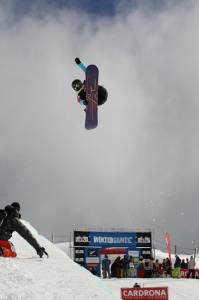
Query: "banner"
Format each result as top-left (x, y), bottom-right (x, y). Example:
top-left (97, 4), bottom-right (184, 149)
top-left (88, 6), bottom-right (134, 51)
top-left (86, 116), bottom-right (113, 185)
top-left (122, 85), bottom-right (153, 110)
top-left (164, 232), bottom-right (171, 262)
top-left (85, 248), bottom-right (101, 276)
top-left (89, 232), bottom-right (136, 247)
top-left (73, 230), bottom-right (152, 274)
top-left (74, 247), bottom-right (85, 266)
top-left (121, 287), bottom-right (168, 300)
top-left (74, 231), bottom-right (152, 248)
top-left (74, 231), bottom-right (90, 246)
top-left (180, 268), bottom-right (199, 278)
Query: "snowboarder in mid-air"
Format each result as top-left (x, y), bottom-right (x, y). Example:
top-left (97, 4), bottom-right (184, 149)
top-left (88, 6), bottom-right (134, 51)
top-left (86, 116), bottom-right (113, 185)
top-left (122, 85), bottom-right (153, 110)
top-left (0, 202), bottom-right (48, 258)
top-left (71, 58), bottom-right (108, 109)
top-left (72, 58), bottom-right (108, 129)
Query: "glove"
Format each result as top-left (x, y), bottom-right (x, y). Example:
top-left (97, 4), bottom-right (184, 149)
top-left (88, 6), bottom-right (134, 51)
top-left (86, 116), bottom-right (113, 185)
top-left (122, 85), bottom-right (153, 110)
top-left (75, 57), bottom-right (81, 65)
top-left (37, 247), bottom-right (48, 258)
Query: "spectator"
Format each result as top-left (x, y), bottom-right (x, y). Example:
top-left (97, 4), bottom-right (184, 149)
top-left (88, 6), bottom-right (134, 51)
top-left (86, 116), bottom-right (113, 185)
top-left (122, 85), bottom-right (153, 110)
top-left (128, 256), bottom-right (136, 278)
top-left (172, 255), bottom-right (181, 278)
top-left (122, 254), bottom-right (129, 278)
top-left (137, 256), bottom-right (145, 278)
top-left (185, 258), bottom-right (189, 269)
top-left (187, 256), bottom-right (196, 279)
top-left (111, 257), bottom-right (117, 278)
top-left (115, 256), bottom-right (122, 278)
top-left (181, 259), bottom-right (187, 269)
top-left (165, 258), bottom-right (172, 277)
top-left (153, 259), bottom-right (161, 277)
top-left (133, 283), bottom-right (141, 288)
top-left (144, 257), bottom-right (154, 278)
top-left (161, 258), bottom-right (167, 277)
top-left (102, 254), bottom-right (111, 279)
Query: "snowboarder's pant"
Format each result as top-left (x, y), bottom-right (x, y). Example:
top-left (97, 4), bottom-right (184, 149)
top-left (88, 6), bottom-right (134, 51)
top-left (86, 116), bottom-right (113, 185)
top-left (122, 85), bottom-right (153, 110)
top-left (0, 240), bottom-right (17, 257)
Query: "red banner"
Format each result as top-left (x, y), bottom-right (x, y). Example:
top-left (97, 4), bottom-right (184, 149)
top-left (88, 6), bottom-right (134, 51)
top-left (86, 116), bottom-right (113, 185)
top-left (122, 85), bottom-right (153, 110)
top-left (180, 268), bottom-right (199, 278)
top-left (100, 248), bottom-right (126, 255)
top-left (121, 287), bottom-right (168, 300)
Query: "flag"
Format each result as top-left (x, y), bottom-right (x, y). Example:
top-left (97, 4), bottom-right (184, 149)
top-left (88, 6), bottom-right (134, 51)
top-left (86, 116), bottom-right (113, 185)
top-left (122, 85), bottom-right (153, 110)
top-left (165, 232), bottom-right (171, 262)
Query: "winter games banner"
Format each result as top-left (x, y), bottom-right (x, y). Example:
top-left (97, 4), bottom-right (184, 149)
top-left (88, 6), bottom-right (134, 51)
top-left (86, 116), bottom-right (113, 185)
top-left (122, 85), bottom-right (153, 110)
top-left (89, 232), bottom-right (137, 247)
top-left (74, 230), bottom-right (152, 248)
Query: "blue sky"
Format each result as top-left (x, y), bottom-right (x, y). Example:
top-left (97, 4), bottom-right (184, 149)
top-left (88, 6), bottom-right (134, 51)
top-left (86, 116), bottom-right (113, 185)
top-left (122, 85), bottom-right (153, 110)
top-left (7, 0), bottom-right (183, 17)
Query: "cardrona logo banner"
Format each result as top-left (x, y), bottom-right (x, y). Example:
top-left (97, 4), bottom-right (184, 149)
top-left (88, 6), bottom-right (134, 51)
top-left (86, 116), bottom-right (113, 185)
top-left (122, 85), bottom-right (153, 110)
top-left (121, 287), bottom-right (168, 300)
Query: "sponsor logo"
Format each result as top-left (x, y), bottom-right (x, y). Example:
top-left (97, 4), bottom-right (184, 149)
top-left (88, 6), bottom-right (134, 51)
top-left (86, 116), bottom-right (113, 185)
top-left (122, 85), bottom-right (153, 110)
top-left (93, 236), bottom-right (133, 244)
top-left (89, 250), bottom-right (97, 256)
top-left (137, 236), bottom-right (151, 244)
top-left (142, 250), bottom-right (151, 255)
top-left (86, 257), bottom-right (100, 264)
top-left (123, 289), bottom-right (166, 297)
top-left (75, 249), bottom-right (84, 254)
top-left (75, 236), bottom-right (89, 243)
top-left (75, 257), bottom-right (84, 262)
top-left (121, 287), bottom-right (168, 299)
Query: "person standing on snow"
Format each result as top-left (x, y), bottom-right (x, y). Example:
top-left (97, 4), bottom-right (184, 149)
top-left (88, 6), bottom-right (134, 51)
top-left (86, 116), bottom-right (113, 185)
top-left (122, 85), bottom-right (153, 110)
top-left (0, 202), bottom-right (48, 258)
top-left (172, 255), bottom-right (181, 278)
top-left (71, 58), bottom-right (108, 109)
top-left (102, 254), bottom-right (111, 279)
top-left (187, 256), bottom-right (196, 279)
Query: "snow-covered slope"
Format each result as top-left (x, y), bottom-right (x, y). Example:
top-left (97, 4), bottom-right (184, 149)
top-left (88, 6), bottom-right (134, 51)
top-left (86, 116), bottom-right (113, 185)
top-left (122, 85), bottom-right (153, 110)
top-left (0, 220), bottom-right (119, 300)
top-left (104, 277), bottom-right (199, 300)
top-left (1, 221), bottom-right (199, 300)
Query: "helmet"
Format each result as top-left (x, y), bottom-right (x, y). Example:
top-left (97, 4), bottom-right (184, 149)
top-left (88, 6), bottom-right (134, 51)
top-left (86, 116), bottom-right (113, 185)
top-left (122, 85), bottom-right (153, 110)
top-left (11, 202), bottom-right (20, 211)
top-left (72, 79), bottom-right (83, 92)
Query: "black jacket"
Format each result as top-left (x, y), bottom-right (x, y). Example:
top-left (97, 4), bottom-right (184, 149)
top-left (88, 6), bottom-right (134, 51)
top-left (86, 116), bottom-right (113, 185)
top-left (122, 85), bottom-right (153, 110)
top-left (0, 215), bottom-right (41, 252)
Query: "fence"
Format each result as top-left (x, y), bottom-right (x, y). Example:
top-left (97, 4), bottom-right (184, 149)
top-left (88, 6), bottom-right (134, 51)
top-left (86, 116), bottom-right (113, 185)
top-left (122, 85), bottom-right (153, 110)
top-left (153, 238), bottom-right (197, 259)
top-left (46, 233), bottom-right (197, 261)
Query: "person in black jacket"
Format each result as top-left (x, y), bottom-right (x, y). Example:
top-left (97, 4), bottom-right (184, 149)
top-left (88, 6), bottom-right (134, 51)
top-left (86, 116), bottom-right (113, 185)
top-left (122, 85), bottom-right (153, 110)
top-left (0, 203), bottom-right (48, 258)
top-left (71, 58), bottom-right (108, 109)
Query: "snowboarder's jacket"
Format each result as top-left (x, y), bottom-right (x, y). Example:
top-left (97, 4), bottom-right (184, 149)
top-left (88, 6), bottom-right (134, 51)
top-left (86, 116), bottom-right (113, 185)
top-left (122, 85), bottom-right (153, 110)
top-left (0, 205), bottom-right (47, 257)
top-left (75, 58), bottom-right (108, 107)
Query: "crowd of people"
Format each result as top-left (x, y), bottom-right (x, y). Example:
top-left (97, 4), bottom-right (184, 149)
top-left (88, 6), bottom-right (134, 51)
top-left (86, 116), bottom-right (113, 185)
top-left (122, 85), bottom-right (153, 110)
top-left (101, 254), bottom-right (197, 279)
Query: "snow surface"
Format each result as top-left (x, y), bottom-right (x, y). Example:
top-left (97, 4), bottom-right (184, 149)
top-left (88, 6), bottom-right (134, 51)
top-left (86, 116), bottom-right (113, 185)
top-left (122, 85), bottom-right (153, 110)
top-left (1, 221), bottom-right (199, 299)
top-left (0, 220), bottom-right (119, 300)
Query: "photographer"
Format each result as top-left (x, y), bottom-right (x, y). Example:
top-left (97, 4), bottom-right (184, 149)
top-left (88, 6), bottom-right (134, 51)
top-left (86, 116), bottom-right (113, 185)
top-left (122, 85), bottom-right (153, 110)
top-left (0, 202), bottom-right (48, 258)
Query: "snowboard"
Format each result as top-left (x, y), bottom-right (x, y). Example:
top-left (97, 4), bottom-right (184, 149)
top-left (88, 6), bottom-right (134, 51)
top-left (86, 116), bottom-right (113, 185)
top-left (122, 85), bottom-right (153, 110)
top-left (85, 65), bottom-right (99, 130)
